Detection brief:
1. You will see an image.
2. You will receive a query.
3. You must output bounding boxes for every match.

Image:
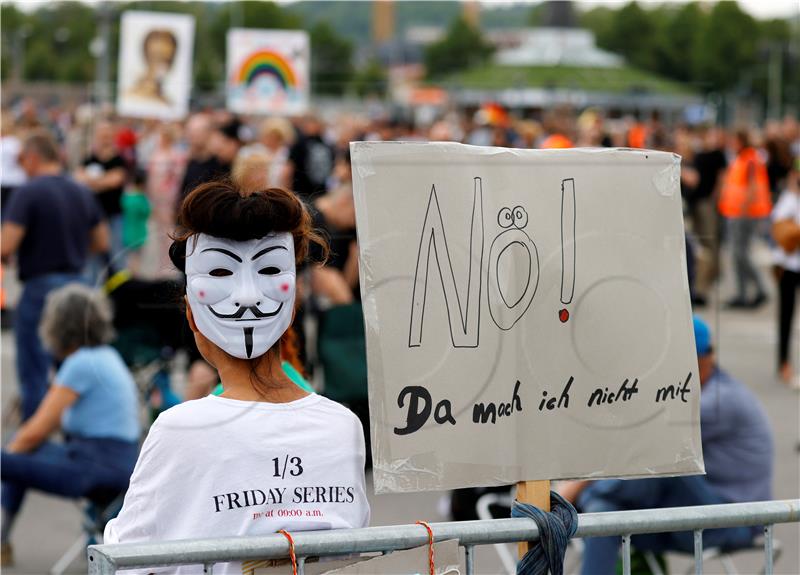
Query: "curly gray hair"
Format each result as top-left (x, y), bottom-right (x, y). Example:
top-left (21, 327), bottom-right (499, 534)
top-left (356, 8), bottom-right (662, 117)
top-left (39, 283), bottom-right (115, 358)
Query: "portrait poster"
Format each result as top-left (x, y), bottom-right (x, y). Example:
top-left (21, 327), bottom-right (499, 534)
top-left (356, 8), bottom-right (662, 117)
top-left (116, 11), bottom-right (195, 120)
top-left (226, 29), bottom-right (310, 116)
top-left (351, 142), bottom-right (703, 493)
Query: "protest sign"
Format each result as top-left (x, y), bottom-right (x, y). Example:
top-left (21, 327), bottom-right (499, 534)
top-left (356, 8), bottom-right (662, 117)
top-left (226, 29), bottom-right (310, 116)
top-left (116, 11), bottom-right (194, 120)
top-left (351, 142), bottom-right (703, 494)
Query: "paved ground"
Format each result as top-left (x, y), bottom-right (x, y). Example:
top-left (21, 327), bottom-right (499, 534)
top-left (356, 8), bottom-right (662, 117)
top-left (1, 243), bottom-right (798, 575)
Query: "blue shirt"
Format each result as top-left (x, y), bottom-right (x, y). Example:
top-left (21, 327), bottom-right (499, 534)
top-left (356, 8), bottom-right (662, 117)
top-left (3, 174), bottom-right (102, 281)
top-left (700, 368), bottom-right (774, 503)
top-left (57, 346), bottom-right (140, 442)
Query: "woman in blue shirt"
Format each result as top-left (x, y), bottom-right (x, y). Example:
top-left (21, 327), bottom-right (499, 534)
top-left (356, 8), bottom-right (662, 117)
top-left (1, 283), bottom-right (140, 566)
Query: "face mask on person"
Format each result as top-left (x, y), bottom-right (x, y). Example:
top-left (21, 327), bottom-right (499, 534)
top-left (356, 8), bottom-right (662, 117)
top-left (185, 233), bottom-right (296, 359)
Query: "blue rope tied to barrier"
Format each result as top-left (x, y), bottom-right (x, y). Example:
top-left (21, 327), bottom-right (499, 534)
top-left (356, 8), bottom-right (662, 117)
top-left (512, 491), bottom-right (578, 575)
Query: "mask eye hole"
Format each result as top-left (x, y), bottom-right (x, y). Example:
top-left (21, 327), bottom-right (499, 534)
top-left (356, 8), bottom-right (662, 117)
top-left (209, 268), bottom-right (233, 277)
top-left (258, 266), bottom-right (281, 276)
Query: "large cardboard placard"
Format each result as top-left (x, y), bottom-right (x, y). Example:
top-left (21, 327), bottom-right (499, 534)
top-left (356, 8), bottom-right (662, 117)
top-left (226, 29), bottom-right (310, 116)
top-left (116, 11), bottom-right (195, 120)
top-left (351, 142), bottom-right (703, 494)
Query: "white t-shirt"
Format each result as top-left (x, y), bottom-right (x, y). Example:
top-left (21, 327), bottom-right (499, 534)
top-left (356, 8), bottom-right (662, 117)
top-left (0, 136), bottom-right (27, 188)
top-left (105, 394), bottom-right (370, 574)
top-left (772, 189), bottom-right (800, 272)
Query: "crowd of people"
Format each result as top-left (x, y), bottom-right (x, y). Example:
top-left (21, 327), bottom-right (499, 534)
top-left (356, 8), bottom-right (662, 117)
top-left (0, 96), bottom-right (798, 571)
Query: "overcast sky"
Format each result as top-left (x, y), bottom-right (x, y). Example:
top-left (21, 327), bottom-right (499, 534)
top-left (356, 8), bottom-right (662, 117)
top-left (11, 0), bottom-right (800, 20)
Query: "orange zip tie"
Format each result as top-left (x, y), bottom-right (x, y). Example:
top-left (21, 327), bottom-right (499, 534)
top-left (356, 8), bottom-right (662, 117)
top-left (416, 520), bottom-right (436, 575)
top-left (277, 529), bottom-right (297, 575)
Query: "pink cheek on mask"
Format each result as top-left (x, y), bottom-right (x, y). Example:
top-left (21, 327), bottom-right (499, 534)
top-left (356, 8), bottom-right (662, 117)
top-left (199, 290), bottom-right (206, 299)
top-left (281, 283), bottom-right (290, 293)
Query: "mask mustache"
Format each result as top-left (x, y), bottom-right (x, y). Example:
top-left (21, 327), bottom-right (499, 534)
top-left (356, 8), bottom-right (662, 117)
top-left (208, 302), bottom-right (283, 321)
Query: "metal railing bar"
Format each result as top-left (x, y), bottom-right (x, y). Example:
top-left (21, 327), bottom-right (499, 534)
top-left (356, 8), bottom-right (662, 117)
top-left (693, 529), bottom-right (703, 575)
top-left (465, 544), bottom-right (475, 575)
top-left (87, 499), bottom-right (800, 573)
top-left (764, 524), bottom-right (774, 575)
top-left (622, 535), bottom-right (631, 575)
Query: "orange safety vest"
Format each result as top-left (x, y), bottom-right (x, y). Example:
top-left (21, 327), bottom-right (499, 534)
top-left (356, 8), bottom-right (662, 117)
top-left (628, 124), bottom-right (648, 148)
top-left (718, 148), bottom-right (772, 218)
top-left (541, 133), bottom-right (573, 149)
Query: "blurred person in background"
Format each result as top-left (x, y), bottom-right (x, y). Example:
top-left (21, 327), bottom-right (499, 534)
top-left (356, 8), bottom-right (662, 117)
top-left (719, 129), bottom-right (772, 308)
top-left (64, 104), bottom-right (94, 171)
top-left (231, 150), bottom-right (271, 194)
top-left (135, 118), bottom-right (162, 170)
top-left (179, 113), bottom-right (221, 202)
top-left (783, 115), bottom-right (800, 157)
top-left (115, 119), bottom-right (139, 171)
top-left (211, 117), bottom-right (244, 177)
top-left (575, 108), bottom-right (612, 148)
top-left (15, 99), bottom-right (41, 130)
top-left (626, 112), bottom-right (648, 149)
top-left (1, 111), bottom-right (27, 208)
top-left (560, 315), bottom-right (774, 575)
top-left (1, 284), bottom-right (140, 567)
top-left (764, 120), bottom-right (794, 202)
top-left (121, 169), bottom-right (151, 277)
top-left (312, 149), bottom-right (358, 304)
top-left (540, 106), bottom-right (574, 149)
top-left (513, 120), bottom-right (542, 149)
top-left (147, 123), bottom-right (185, 274)
top-left (690, 126), bottom-right (728, 305)
top-left (1, 130), bottom-right (109, 420)
top-left (288, 114), bottom-right (334, 199)
top-left (771, 159), bottom-right (800, 388)
top-left (74, 120), bottom-right (128, 267)
top-left (258, 117), bottom-right (294, 188)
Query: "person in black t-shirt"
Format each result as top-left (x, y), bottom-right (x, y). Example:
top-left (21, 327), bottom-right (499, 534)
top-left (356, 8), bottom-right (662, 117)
top-left (74, 120), bottom-right (128, 264)
top-left (689, 127), bottom-right (728, 305)
top-left (178, 113), bottom-right (223, 203)
top-left (1, 130), bottom-right (109, 420)
top-left (288, 115), bottom-right (334, 199)
top-left (211, 117), bottom-right (243, 176)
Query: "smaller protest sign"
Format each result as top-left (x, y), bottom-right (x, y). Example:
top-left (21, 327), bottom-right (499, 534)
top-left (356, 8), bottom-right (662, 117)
top-left (226, 29), bottom-right (310, 116)
top-left (116, 11), bottom-right (195, 120)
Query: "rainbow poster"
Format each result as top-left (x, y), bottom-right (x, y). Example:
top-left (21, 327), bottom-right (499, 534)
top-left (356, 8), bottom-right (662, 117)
top-left (226, 29), bottom-right (309, 115)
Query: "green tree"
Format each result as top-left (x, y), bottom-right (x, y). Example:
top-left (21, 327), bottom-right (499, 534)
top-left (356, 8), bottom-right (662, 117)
top-left (527, 4), bottom-right (545, 27)
top-left (696, 1), bottom-right (760, 93)
top-left (425, 17), bottom-right (493, 78)
top-left (353, 58), bottom-right (387, 98)
top-left (580, 6), bottom-right (616, 49)
top-left (309, 21), bottom-right (354, 96)
top-left (1, 4), bottom-right (26, 80)
top-left (653, 3), bottom-right (707, 84)
top-left (603, 2), bottom-right (657, 71)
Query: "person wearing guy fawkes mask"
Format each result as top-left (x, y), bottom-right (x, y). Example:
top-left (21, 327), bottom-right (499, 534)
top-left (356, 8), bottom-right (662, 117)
top-left (104, 181), bottom-right (369, 575)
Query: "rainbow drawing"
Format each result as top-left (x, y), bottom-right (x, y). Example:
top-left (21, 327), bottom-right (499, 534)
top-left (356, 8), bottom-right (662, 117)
top-left (235, 49), bottom-right (298, 91)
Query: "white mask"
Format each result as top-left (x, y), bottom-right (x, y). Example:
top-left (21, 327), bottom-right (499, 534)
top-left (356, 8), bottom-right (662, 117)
top-left (185, 232), bottom-right (296, 359)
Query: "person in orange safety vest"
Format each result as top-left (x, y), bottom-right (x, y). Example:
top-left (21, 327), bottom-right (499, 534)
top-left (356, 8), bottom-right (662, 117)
top-left (719, 129), bottom-right (771, 308)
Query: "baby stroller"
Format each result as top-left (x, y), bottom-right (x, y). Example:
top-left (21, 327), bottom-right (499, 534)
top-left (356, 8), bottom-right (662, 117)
top-left (104, 271), bottom-right (190, 422)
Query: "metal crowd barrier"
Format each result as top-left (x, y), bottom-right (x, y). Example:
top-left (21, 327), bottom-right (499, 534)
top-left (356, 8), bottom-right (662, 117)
top-left (88, 499), bottom-right (799, 575)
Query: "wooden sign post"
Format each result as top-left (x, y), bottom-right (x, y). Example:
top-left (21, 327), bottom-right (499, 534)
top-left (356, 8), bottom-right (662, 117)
top-left (517, 479), bottom-right (550, 557)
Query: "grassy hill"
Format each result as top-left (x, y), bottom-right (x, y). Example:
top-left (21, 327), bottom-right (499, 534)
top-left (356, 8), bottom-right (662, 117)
top-left (442, 64), bottom-right (693, 95)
